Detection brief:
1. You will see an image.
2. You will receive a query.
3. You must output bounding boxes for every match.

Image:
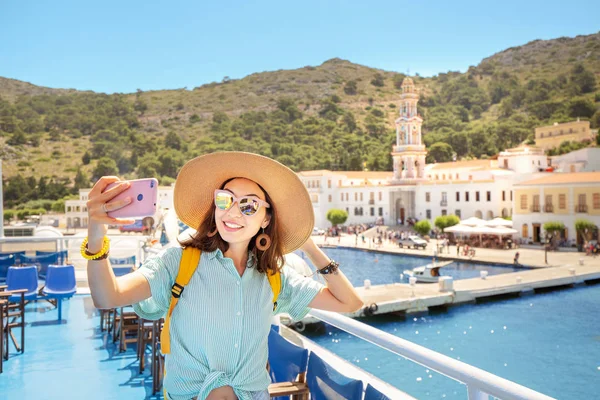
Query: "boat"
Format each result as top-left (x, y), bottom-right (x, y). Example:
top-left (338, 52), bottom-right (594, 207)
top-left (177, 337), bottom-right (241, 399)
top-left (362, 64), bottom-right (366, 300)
top-left (403, 261), bottom-right (453, 283)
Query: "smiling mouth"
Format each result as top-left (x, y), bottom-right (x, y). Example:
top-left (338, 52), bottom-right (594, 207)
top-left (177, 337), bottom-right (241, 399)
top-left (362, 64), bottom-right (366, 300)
top-left (223, 221), bottom-right (244, 230)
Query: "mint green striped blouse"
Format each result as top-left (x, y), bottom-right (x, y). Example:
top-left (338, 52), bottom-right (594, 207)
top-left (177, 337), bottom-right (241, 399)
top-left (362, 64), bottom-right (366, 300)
top-left (133, 247), bottom-right (323, 400)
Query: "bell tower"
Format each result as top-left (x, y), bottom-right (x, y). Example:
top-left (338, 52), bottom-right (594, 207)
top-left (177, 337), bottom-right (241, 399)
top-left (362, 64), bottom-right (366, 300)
top-left (391, 77), bottom-right (427, 183)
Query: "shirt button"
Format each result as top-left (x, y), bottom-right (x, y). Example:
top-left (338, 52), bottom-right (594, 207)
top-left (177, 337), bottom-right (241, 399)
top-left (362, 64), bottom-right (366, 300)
top-left (234, 343), bottom-right (238, 348)
top-left (236, 281), bottom-right (240, 285)
top-left (237, 311), bottom-right (241, 316)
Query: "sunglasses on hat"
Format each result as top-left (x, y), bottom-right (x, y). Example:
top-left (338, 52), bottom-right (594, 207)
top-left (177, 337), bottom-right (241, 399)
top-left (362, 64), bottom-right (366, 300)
top-left (214, 189), bottom-right (270, 217)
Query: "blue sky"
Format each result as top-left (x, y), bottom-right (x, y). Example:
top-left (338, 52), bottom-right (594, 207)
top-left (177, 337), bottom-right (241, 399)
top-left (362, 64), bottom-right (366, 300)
top-left (1, 0), bottom-right (598, 94)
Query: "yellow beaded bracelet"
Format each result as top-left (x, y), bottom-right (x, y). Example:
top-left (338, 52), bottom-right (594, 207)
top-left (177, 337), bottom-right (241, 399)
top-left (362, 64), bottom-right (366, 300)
top-left (80, 236), bottom-right (111, 260)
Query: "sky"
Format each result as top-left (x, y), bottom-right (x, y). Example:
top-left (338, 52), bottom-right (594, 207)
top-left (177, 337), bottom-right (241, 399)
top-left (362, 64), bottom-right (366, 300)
top-left (1, 0), bottom-right (599, 94)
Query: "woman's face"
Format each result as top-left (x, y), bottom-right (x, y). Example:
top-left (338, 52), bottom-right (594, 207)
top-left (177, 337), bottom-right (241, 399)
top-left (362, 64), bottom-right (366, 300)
top-left (214, 178), bottom-right (270, 246)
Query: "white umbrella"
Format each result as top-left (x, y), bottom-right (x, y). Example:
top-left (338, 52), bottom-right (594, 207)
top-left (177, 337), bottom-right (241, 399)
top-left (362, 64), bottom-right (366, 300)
top-left (470, 226), bottom-right (501, 235)
top-left (460, 217), bottom-right (486, 227)
top-left (485, 217), bottom-right (513, 228)
top-left (492, 226), bottom-right (518, 235)
top-left (444, 224), bottom-right (477, 234)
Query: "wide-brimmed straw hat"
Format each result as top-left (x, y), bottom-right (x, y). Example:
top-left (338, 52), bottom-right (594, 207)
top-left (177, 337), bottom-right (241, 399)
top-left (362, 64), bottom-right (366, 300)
top-left (174, 151), bottom-right (314, 253)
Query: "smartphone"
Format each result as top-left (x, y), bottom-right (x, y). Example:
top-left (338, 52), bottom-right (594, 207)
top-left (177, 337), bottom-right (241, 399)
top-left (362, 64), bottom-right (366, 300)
top-left (104, 178), bottom-right (159, 219)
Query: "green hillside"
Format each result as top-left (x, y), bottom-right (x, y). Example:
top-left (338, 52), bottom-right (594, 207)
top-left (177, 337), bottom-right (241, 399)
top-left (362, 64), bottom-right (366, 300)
top-left (1, 31), bottom-right (599, 210)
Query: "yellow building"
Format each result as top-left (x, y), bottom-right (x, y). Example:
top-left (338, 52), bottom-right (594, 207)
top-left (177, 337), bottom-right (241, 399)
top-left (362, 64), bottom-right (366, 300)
top-left (534, 119), bottom-right (596, 151)
top-left (513, 172), bottom-right (600, 244)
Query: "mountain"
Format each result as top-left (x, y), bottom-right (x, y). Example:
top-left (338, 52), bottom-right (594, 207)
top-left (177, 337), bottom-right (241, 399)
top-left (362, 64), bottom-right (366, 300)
top-left (0, 31), bottom-right (599, 209)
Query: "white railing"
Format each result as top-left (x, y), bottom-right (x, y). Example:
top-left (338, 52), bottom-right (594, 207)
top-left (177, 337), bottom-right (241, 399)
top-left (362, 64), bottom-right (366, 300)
top-left (308, 309), bottom-right (555, 400)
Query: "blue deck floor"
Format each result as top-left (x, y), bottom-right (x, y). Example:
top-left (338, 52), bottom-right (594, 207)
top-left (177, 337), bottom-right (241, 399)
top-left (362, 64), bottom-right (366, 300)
top-left (0, 295), bottom-right (160, 399)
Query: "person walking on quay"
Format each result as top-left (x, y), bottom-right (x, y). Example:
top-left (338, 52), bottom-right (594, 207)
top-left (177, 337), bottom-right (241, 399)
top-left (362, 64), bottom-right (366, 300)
top-left (84, 151), bottom-right (363, 400)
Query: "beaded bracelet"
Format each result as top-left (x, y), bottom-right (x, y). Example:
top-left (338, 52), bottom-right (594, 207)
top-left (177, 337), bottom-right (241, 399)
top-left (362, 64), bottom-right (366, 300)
top-left (80, 236), bottom-right (111, 260)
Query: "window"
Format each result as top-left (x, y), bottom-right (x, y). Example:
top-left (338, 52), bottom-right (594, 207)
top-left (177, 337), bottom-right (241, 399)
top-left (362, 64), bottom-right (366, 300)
top-left (378, 207), bottom-right (383, 216)
top-left (328, 180), bottom-right (331, 188)
top-left (354, 193), bottom-right (357, 201)
top-left (476, 192), bottom-right (480, 202)
top-left (465, 192), bottom-right (470, 202)
top-left (317, 181), bottom-right (320, 188)
top-left (378, 192), bottom-right (382, 201)
top-left (354, 207), bottom-right (359, 216)
top-left (520, 195), bottom-right (528, 210)
top-left (360, 193), bottom-right (363, 201)
top-left (426, 192), bottom-right (431, 202)
top-left (346, 207), bottom-right (349, 213)
top-left (455, 173), bottom-right (459, 180)
top-left (559, 194), bottom-right (566, 209)
top-left (503, 159), bottom-right (508, 169)
top-left (340, 193), bottom-right (344, 201)
top-left (594, 193), bottom-right (600, 209)
top-left (370, 192), bottom-right (375, 201)
top-left (455, 209), bottom-right (461, 218)
top-left (469, 175), bottom-right (473, 181)
top-left (502, 191), bottom-right (506, 201)
top-left (510, 191), bottom-right (513, 201)
top-left (578, 193), bottom-right (586, 206)
top-left (456, 192), bottom-right (460, 202)
top-left (486, 191), bottom-right (491, 202)
top-left (370, 207), bottom-right (375, 216)
top-left (441, 192), bottom-right (447, 206)
top-left (328, 195), bottom-right (332, 203)
top-left (545, 194), bottom-right (552, 205)
top-left (346, 193), bottom-right (349, 201)
top-left (441, 209), bottom-right (447, 216)
top-left (426, 209), bottom-right (431, 219)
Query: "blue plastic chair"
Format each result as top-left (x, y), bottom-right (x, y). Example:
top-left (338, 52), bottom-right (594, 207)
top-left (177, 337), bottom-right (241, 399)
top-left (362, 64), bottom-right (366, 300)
top-left (22, 253), bottom-right (60, 279)
top-left (36, 250), bottom-right (68, 264)
top-left (109, 255), bottom-right (137, 277)
top-left (6, 266), bottom-right (39, 302)
top-left (364, 384), bottom-right (391, 400)
top-left (0, 254), bottom-right (17, 282)
top-left (268, 328), bottom-right (309, 399)
top-left (43, 265), bottom-right (77, 321)
top-left (306, 353), bottom-right (364, 400)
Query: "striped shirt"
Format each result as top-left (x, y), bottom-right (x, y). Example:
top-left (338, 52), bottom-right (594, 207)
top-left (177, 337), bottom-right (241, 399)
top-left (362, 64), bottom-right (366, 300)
top-left (133, 247), bottom-right (323, 400)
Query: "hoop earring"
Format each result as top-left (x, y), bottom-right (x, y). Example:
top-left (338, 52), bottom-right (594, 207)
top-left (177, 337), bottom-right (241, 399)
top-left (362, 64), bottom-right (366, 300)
top-left (255, 228), bottom-right (271, 251)
top-left (207, 227), bottom-right (218, 237)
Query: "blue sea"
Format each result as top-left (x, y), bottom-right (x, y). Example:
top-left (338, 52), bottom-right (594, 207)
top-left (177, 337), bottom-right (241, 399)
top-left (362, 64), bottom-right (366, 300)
top-left (302, 248), bottom-right (600, 399)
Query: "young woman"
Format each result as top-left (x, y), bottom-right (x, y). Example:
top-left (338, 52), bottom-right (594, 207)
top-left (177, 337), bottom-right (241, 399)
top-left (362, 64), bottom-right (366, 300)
top-left (84, 151), bottom-right (363, 400)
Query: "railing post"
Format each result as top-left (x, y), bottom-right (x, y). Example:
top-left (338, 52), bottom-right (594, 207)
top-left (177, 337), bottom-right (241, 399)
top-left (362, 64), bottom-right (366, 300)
top-left (467, 386), bottom-right (489, 400)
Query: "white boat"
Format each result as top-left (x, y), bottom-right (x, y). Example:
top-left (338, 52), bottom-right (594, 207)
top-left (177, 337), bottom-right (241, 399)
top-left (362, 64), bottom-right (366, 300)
top-left (403, 261), bottom-right (452, 283)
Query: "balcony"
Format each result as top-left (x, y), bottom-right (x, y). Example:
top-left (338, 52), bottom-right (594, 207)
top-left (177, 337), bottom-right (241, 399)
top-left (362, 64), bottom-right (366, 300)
top-left (543, 204), bottom-right (554, 213)
top-left (575, 204), bottom-right (588, 213)
top-left (440, 200), bottom-right (448, 207)
top-left (530, 204), bottom-right (541, 213)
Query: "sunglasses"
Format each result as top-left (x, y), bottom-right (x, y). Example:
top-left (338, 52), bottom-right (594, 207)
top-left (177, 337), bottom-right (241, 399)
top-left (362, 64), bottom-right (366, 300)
top-left (214, 189), bottom-right (270, 217)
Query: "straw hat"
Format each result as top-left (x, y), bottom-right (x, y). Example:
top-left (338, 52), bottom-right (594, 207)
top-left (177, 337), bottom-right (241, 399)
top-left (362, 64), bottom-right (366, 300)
top-left (174, 151), bottom-right (314, 253)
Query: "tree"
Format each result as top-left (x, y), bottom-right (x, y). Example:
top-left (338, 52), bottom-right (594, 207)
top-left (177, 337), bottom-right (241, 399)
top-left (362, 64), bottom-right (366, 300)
top-left (344, 80), bottom-right (358, 95)
top-left (92, 157), bottom-right (118, 180)
top-left (165, 131), bottom-right (182, 150)
top-left (82, 151), bottom-right (91, 165)
top-left (3, 210), bottom-right (15, 222)
top-left (428, 142), bottom-right (454, 163)
top-left (434, 215), bottom-right (460, 232)
top-left (575, 219), bottom-right (596, 243)
top-left (568, 98), bottom-right (596, 119)
top-left (326, 209), bottom-right (348, 227)
top-left (413, 220), bottom-right (431, 237)
top-left (74, 168), bottom-right (89, 190)
top-left (370, 73), bottom-right (385, 87)
top-left (570, 64), bottom-right (597, 94)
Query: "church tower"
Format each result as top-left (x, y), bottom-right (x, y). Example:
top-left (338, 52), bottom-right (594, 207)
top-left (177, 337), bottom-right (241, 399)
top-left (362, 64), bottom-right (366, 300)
top-left (391, 77), bottom-right (427, 184)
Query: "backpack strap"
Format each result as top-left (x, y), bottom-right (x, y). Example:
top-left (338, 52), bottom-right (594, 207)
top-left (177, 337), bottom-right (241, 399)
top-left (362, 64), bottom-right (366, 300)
top-left (160, 247), bottom-right (201, 354)
top-left (267, 269), bottom-right (281, 311)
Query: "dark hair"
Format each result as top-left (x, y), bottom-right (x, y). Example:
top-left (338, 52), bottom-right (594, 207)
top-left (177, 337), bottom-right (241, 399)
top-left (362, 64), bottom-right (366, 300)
top-left (178, 178), bottom-right (284, 275)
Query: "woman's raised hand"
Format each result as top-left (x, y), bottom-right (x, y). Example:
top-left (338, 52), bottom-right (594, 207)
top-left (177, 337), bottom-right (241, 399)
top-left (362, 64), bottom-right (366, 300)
top-left (86, 177), bottom-right (136, 244)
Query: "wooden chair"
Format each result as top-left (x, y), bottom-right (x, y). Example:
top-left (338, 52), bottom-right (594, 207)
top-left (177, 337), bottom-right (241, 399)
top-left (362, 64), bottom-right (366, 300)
top-left (115, 307), bottom-right (139, 352)
top-left (0, 299), bottom-right (6, 373)
top-left (0, 286), bottom-right (27, 359)
top-left (137, 318), bottom-right (154, 373)
top-left (151, 318), bottom-right (165, 395)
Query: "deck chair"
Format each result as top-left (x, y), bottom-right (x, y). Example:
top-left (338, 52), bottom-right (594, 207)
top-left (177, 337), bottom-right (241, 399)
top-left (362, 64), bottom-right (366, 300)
top-left (21, 253), bottom-right (60, 279)
top-left (0, 254), bottom-right (18, 283)
top-left (0, 266), bottom-right (36, 359)
top-left (42, 265), bottom-right (77, 321)
top-left (364, 384), bottom-right (391, 400)
top-left (306, 353), bottom-right (363, 400)
top-left (36, 250), bottom-right (68, 264)
top-left (267, 327), bottom-right (309, 399)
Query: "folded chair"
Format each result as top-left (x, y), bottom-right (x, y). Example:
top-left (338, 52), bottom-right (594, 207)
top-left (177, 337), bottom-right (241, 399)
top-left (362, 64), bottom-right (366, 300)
top-left (364, 384), bottom-right (391, 400)
top-left (42, 265), bottom-right (77, 321)
top-left (267, 328), bottom-right (310, 399)
top-left (0, 299), bottom-right (6, 372)
top-left (306, 353), bottom-right (364, 400)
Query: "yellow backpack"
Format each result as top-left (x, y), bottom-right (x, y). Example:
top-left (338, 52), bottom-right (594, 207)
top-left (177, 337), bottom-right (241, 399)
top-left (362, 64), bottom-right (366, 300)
top-left (160, 247), bottom-right (282, 354)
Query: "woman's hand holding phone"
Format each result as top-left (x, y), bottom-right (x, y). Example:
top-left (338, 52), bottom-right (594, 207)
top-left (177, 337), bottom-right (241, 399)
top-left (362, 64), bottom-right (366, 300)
top-left (86, 176), bottom-right (136, 252)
